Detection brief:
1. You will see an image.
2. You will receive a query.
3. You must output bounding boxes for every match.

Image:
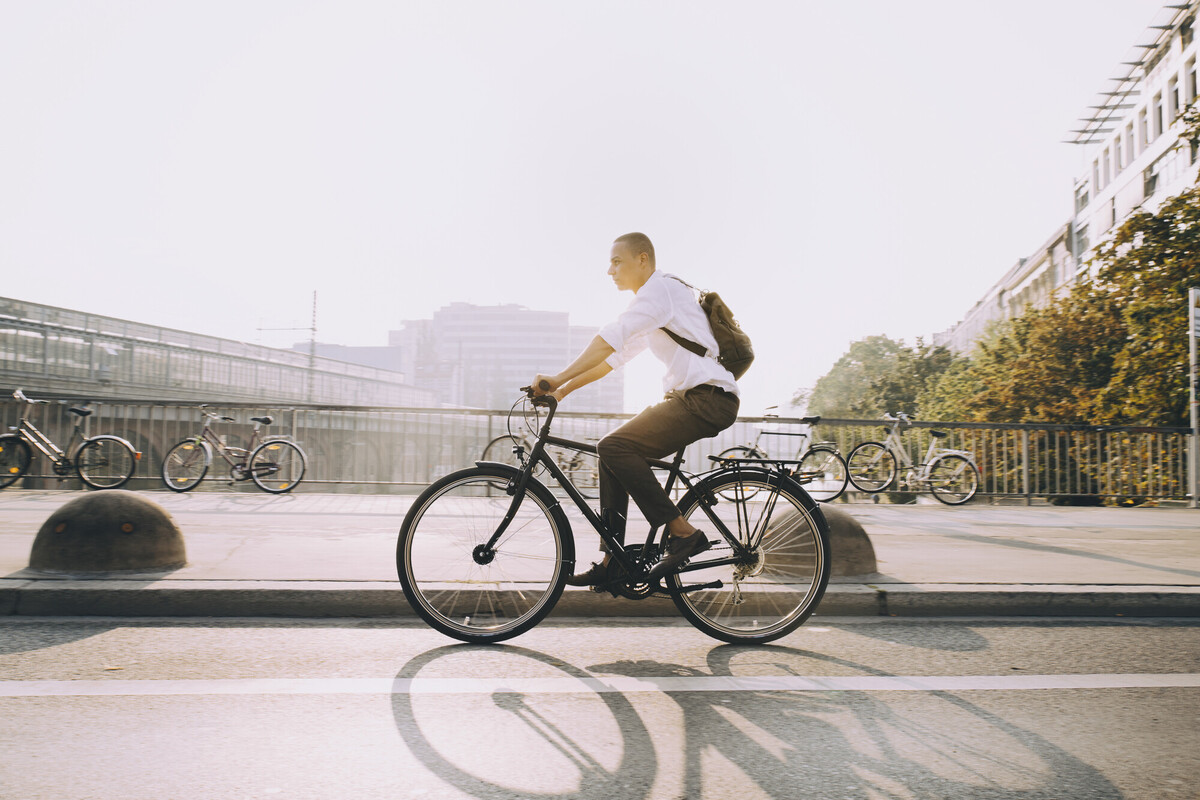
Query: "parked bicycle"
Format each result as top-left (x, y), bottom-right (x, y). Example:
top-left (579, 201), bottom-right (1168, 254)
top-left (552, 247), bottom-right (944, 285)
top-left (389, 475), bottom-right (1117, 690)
top-left (716, 408), bottom-right (848, 501)
top-left (0, 389), bottom-right (139, 490)
top-left (397, 385), bottom-right (832, 645)
top-left (161, 406), bottom-right (307, 493)
top-left (847, 412), bottom-right (979, 505)
top-left (482, 431), bottom-right (599, 498)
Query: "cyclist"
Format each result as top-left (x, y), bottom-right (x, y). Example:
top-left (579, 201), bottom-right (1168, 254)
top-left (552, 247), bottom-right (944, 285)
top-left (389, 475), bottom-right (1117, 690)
top-left (533, 232), bottom-right (740, 587)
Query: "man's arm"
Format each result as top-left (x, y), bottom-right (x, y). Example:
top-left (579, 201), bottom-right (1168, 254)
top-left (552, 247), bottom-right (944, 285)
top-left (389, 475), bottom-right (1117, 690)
top-left (534, 335), bottom-right (615, 399)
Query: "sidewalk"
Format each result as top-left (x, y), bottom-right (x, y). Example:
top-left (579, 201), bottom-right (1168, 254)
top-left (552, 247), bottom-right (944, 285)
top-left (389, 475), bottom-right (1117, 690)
top-left (1, 489), bottom-right (1197, 618)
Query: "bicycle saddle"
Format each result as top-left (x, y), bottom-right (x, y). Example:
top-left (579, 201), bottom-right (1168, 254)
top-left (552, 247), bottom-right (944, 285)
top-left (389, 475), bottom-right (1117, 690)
top-left (930, 430), bottom-right (949, 438)
top-left (251, 416), bottom-right (273, 425)
top-left (799, 415), bottom-right (821, 425)
top-left (68, 406), bottom-right (92, 418)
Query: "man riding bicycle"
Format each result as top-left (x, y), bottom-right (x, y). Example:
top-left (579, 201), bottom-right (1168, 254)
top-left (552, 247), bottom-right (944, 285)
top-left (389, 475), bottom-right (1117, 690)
top-left (533, 232), bottom-right (740, 587)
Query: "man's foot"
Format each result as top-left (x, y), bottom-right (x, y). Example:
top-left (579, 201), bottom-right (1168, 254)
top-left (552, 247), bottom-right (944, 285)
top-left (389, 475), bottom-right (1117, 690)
top-left (647, 530), bottom-right (712, 581)
top-left (565, 560), bottom-right (610, 587)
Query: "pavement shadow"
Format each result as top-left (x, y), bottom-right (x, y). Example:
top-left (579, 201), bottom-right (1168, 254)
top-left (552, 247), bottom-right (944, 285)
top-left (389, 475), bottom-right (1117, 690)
top-left (588, 644), bottom-right (1123, 799)
top-left (390, 643), bottom-right (659, 800)
top-left (0, 619), bottom-right (121, 654)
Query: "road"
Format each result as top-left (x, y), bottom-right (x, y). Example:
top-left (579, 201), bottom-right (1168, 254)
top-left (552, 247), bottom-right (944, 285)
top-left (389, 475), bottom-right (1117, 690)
top-left (2, 617), bottom-right (1198, 799)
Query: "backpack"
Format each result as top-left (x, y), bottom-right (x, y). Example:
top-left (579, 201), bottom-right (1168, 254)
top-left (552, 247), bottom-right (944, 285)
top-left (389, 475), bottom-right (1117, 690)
top-left (661, 279), bottom-right (755, 379)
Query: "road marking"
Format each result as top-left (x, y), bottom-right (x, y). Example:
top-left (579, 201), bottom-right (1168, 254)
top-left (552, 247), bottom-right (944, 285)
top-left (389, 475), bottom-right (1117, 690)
top-left (2, 673), bottom-right (1199, 698)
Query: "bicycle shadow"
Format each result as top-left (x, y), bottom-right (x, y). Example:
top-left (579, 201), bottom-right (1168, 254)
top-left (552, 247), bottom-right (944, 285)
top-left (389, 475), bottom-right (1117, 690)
top-left (390, 641), bottom-right (1121, 799)
top-left (589, 644), bottom-right (1121, 799)
top-left (390, 643), bottom-right (659, 800)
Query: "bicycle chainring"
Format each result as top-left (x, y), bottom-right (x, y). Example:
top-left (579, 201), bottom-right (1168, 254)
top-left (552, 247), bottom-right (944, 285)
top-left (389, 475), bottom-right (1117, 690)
top-left (606, 544), bottom-right (659, 600)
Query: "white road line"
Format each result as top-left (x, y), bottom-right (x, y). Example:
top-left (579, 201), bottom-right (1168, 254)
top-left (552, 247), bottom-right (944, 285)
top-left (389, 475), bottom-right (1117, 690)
top-left (2, 673), bottom-right (1199, 698)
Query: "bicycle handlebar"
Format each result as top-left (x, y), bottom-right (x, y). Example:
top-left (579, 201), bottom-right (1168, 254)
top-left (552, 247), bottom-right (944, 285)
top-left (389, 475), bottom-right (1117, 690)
top-left (13, 389), bottom-right (48, 405)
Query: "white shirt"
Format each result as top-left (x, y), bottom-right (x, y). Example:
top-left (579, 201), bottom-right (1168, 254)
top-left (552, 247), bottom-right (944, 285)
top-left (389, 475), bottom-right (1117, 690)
top-left (598, 271), bottom-right (740, 397)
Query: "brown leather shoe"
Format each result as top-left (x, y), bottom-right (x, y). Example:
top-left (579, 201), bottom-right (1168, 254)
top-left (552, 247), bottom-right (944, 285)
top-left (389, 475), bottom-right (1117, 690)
top-left (565, 560), bottom-right (610, 587)
top-left (647, 530), bottom-right (712, 581)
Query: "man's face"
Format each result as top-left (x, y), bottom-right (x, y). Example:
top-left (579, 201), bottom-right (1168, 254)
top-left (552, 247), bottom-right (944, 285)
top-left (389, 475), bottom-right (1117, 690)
top-left (608, 242), bottom-right (651, 292)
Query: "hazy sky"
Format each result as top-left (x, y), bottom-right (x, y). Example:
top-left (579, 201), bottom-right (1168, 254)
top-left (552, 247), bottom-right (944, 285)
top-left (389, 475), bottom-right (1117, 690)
top-left (0, 0), bottom-right (1170, 413)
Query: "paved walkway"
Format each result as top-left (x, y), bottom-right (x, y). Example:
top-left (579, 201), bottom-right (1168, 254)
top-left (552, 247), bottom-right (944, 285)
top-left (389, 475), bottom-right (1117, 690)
top-left (1, 490), bottom-right (1197, 618)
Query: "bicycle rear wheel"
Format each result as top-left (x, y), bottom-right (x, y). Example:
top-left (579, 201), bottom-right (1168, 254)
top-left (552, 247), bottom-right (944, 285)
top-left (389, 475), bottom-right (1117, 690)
top-left (668, 467), bottom-right (831, 644)
top-left (0, 435), bottom-right (32, 489)
top-left (795, 446), bottom-right (848, 502)
top-left (75, 436), bottom-right (137, 489)
top-left (927, 454), bottom-right (979, 505)
top-left (249, 440), bottom-right (306, 493)
top-left (847, 441), bottom-right (896, 493)
top-left (162, 439), bottom-right (211, 492)
top-left (397, 466), bottom-right (573, 643)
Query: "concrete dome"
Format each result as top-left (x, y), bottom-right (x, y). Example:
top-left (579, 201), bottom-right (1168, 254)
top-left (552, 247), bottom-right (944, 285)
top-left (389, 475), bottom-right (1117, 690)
top-left (29, 491), bottom-right (186, 574)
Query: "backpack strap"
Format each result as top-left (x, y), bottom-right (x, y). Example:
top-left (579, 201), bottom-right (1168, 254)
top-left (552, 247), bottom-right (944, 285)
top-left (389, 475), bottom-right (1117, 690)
top-left (659, 275), bottom-right (710, 358)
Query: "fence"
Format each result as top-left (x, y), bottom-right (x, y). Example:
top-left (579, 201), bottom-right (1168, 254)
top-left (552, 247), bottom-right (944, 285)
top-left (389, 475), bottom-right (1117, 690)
top-left (0, 397), bottom-right (1194, 505)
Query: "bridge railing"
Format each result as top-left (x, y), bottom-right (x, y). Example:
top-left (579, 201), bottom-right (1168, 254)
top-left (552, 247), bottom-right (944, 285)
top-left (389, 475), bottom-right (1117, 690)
top-left (0, 399), bottom-right (1193, 504)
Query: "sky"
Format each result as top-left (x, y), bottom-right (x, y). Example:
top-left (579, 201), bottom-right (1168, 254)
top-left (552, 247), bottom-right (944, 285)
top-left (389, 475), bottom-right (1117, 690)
top-left (0, 0), bottom-right (1173, 413)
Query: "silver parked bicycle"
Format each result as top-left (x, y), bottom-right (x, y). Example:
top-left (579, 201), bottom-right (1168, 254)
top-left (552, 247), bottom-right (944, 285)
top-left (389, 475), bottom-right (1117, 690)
top-left (846, 412), bottom-right (979, 505)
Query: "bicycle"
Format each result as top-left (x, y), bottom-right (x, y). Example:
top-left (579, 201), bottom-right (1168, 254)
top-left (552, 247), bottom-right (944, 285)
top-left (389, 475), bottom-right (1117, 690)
top-left (161, 406), bottom-right (307, 493)
top-left (0, 388), bottom-right (139, 490)
top-left (481, 430), bottom-right (600, 498)
top-left (397, 385), bottom-right (832, 645)
top-left (716, 407), bottom-right (848, 502)
top-left (846, 412), bottom-right (980, 505)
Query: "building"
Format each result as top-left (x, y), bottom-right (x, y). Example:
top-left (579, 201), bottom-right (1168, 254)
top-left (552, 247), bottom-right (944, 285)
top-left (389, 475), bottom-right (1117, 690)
top-left (300, 301), bottom-right (626, 412)
top-left (388, 303), bottom-right (625, 412)
top-left (0, 296), bottom-right (435, 407)
top-left (936, 2), bottom-right (1199, 353)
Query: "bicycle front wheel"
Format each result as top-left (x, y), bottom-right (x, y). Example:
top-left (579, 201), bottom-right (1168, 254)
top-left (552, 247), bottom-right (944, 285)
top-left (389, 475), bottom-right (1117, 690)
top-left (162, 440), bottom-right (211, 492)
top-left (397, 466), bottom-right (573, 643)
top-left (75, 436), bottom-right (137, 489)
top-left (927, 454), bottom-right (979, 505)
top-left (0, 435), bottom-right (32, 489)
top-left (669, 468), bottom-right (831, 644)
top-left (847, 441), bottom-right (896, 493)
top-left (248, 440), bottom-right (306, 493)
top-left (796, 446), bottom-right (848, 502)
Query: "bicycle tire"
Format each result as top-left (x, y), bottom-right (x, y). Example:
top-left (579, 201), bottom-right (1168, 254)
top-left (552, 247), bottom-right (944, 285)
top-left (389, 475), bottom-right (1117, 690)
top-left (161, 439), bottom-right (212, 492)
top-left (795, 445), bottom-right (848, 502)
top-left (75, 435), bottom-right (137, 490)
top-left (248, 440), bottom-right (306, 493)
top-left (927, 454), bottom-right (979, 505)
top-left (0, 435), bottom-right (32, 489)
top-left (715, 446), bottom-right (764, 500)
top-left (667, 467), bottom-right (831, 644)
top-left (397, 465), bottom-right (573, 643)
top-left (847, 441), bottom-right (896, 493)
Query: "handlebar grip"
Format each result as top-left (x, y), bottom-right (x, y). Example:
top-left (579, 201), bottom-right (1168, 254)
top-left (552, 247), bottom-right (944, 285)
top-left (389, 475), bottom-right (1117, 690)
top-left (538, 380), bottom-right (551, 392)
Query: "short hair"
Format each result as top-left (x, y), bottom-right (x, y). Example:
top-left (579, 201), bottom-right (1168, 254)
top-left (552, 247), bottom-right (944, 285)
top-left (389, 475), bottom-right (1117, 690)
top-left (613, 232), bottom-right (655, 266)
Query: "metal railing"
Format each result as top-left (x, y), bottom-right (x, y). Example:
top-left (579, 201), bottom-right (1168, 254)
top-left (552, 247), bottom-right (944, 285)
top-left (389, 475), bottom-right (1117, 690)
top-left (1, 398), bottom-right (1194, 504)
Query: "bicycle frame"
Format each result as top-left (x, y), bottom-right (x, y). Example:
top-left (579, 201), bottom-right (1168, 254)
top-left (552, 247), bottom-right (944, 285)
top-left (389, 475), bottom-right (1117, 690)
top-left (191, 422), bottom-right (264, 471)
top-left (480, 398), bottom-right (767, 589)
top-left (12, 416), bottom-right (83, 467)
top-left (879, 418), bottom-right (977, 484)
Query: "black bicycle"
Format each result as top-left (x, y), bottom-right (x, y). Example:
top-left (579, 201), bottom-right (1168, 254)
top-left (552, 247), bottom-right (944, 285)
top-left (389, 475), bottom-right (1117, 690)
top-left (396, 386), bottom-right (832, 645)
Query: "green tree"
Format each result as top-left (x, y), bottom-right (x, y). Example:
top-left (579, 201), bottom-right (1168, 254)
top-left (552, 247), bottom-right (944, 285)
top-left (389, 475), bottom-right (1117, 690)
top-left (1091, 182), bottom-right (1200, 426)
top-left (799, 335), bottom-right (959, 419)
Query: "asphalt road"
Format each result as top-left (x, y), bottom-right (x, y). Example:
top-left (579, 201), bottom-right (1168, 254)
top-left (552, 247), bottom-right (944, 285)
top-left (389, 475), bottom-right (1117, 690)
top-left (2, 616), bottom-right (1198, 799)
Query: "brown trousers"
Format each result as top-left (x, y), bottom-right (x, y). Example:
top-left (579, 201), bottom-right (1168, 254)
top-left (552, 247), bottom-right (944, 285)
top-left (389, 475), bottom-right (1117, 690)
top-left (597, 384), bottom-right (739, 547)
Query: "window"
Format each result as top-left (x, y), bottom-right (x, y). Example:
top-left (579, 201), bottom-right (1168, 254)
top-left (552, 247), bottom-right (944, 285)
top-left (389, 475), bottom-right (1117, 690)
top-left (1114, 134), bottom-right (1124, 171)
top-left (1187, 58), bottom-right (1197, 106)
top-left (1092, 160), bottom-right (1100, 192)
top-left (1102, 148), bottom-right (1111, 186)
top-left (1153, 93), bottom-right (1164, 139)
top-left (1075, 183), bottom-right (1090, 213)
top-left (1168, 77), bottom-right (1179, 124)
top-left (1138, 108), bottom-right (1149, 151)
top-left (1125, 123), bottom-right (1135, 164)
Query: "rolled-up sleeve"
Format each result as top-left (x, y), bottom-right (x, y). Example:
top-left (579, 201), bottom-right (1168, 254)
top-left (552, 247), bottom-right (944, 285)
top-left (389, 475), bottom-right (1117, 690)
top-left (599, 285), bottom-right (672, 357)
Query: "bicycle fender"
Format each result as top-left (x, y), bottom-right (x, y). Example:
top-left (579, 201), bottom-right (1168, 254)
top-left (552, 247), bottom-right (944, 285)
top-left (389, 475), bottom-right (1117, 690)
top-left (84, 433), bottom-right (142, 459)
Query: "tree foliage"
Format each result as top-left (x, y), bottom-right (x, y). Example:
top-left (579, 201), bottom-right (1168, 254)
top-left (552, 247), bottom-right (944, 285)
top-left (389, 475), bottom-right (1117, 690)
top-left (802, 180), bottom-right (1200, 426)
top-left (798, 335), bottom-right (959, 419)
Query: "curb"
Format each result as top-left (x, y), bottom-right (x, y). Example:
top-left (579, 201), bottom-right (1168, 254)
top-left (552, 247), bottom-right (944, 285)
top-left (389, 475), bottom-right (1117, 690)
top-left (3, 579), bottom-right (1199, 619)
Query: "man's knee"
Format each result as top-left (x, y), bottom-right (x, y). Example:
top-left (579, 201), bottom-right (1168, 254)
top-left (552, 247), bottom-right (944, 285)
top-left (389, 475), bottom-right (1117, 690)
top-left (597, 434), bottom-right (637, 464)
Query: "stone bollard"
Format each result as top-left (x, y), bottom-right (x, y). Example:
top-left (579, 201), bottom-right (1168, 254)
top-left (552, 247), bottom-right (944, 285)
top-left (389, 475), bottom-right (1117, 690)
top-left (28, 491), bottom-right (186, 574)
top-left (775, 504), bottom-right (878, 576)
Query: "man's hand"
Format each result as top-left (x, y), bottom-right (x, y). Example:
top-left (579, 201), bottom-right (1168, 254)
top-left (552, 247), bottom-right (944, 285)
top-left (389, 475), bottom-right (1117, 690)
top-left (532, 374), bottom-right (560, 396)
